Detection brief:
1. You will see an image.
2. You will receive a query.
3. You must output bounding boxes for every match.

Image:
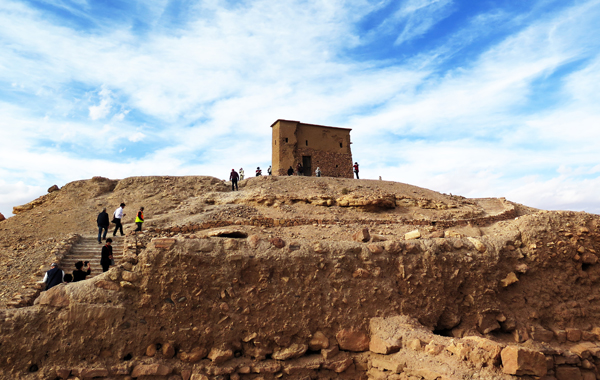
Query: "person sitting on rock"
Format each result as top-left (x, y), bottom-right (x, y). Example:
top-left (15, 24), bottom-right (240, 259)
top-left (287, 166), bottom-right (293, 176)
top-left (73, 261), bottom-right (91, 282)
top-left (42, 263), bottom-right (64, 290)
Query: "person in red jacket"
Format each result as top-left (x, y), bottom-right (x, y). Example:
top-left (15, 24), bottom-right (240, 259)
top-left (230, 169), bottom-right (239, 191)
top-left (353, 162), bottom-right (359, 179)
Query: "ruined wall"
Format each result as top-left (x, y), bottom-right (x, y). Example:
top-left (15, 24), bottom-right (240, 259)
top-left (4, 215), bottom-right (600, 379)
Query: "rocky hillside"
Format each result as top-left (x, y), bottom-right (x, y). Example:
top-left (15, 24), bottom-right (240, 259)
top-left (1, 175), bottom-right (600, 380)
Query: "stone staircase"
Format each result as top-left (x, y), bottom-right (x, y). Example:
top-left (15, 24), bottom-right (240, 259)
top-left (60, 236), bottom-right (125, 278)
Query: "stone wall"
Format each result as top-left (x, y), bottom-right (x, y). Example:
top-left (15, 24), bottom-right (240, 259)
top-left (295, 147), bottom-right (353, 178)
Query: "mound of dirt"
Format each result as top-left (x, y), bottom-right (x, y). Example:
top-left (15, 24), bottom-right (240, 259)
top-left (1, 175), bottom-right (599, 380)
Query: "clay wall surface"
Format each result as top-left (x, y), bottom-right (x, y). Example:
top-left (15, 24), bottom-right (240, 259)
top-left (271, 120), bottom-right (353, 178)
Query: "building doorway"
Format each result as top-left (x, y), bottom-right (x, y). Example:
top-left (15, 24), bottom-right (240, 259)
top-left (302, 156), bottom-right (312, 176)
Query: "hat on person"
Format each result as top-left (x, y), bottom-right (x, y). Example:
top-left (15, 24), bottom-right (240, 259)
top-left (50, 263), bottom-right (57, 267)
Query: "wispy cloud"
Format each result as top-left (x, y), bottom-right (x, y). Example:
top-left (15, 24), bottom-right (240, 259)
top-left (1, 0), bottom-right (600, 216)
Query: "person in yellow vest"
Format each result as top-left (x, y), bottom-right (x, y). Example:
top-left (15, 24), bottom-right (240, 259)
top-left (134, 207), bottom-right (144, 232)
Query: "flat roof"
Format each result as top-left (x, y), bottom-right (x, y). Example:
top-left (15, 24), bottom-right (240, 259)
top-left (270, 119), bottom-right (352, 131)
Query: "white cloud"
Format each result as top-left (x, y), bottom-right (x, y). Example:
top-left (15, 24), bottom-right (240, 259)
top-left (128, 132), bottom-right (146, 142)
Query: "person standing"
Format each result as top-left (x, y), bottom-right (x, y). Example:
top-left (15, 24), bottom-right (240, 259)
top-left (267, 165), bottom-right (272, 176)
top-left (315, 167), bottom-right (321, 177)
top-left (97, 208), bottom-right (109, 244)
top-left (353, 162), bottom-right (359, 179)
top-left (72, 261), bottom-right (91, 282)
top-left (256, 167), bottom-right (262, 176)
top-left (113, 203), bottom-right (125, 236)
top-left (43, 263), bottom-right (64, 290)
top-left (134, 207), bottom-right (145, 232)
top-left (239, 168), bottom-right (245, 180)
top-left (287, 166), bottom-right (294, 176)
top-left (101, 238), bottom-right (113, 272)
top-left (230, 169), bottom-right (239, 191)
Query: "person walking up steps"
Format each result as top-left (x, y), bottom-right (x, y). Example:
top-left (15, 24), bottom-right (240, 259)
top-left (134, 207), bottom-right (144, 232)
top-left (239, 168), bottom-right (244, 180)
top-left (101, 238), bottom-right (113, 273)
top-left (112, 203), bottom-right (125, 236)
top-left (353, 162), bottom-right (359, 179)
top-left (97, 208), bottom-right (109, 243)
top-left (230, 169), bottom-right (239, 191)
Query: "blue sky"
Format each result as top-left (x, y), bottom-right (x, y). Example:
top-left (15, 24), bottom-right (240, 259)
top-left (2, 0), bottom-right (600, 217)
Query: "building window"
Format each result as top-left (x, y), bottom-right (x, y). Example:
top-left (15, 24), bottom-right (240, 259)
top-left (285, 138), bottom-right (288, 143)
top-left (340, 143), bottom-right (343, 148)
top-left (306, 140), bottom-right (308, 146)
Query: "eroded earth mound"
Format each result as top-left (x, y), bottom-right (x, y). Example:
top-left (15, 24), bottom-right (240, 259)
top-left (1, 175), bottom-right (599, 380)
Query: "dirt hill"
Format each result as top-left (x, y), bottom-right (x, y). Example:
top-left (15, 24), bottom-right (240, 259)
top-left (1, 175), bottom-right (599, 380)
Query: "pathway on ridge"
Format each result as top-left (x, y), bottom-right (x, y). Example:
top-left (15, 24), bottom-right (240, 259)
top-left (61, 236), bottom-right (125, 278)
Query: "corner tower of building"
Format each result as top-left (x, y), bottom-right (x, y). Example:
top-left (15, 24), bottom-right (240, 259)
top-left (271, 119), bottom-right (353, 178)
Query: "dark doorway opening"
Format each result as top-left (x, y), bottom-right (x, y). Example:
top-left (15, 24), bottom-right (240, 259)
top-left (302, 156), bottom-right (312, 176)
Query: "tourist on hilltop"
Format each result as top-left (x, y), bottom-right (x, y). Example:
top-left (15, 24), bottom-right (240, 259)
top-left (112, 203), bottom-right (125, 236)
top-left (315, 167), bottom-right (321, 177)
top-left (230, 169), bottom-right (239, 191)
top-left (43, 263), bottom-right (64, 290)
top-left (256, 167), bottom-right (262, 176)
top-left (100, 238), bottom-right (113, 273)
top-left (296, 163), bottom-right (301, 176)
top-left (97, 208), bottom-right (109, 244)
top-left (134, 207), bottom-right (145, 232)
top-left (353, 162), bottom-right (359, 179)
top-left (267, 165), bottom-right (272, 176)
top-left (239, 168), bottom-right (244, 180)
top-left (287, 166), bottom-right (294, 176)
top-left (73, 261), bottom-right (91, 282)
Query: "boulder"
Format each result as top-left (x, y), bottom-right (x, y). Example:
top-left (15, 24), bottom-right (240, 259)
top-left (180, 347), bottom-right (208, 363)
top-left (35, 285), bottom-right (70, 307)
top-left (467, 237), bottom-right (486, 252)
top-left (0, 212), bottom-right (5, 222)
top-left (269, 237), bottom-right (286, 248)
top-left (501, 346), bottom-right (547, 377)
top-left (336, 329), bottom-right (369, 352)
top-left (47, 184), bottom-right (60, 193)
top-left (369, 317), bottom-right (402, 354)
top-left (309, 331), bottom-right (329, 350)
top-left (352, 228), bottom-right (371, 242)
top-left (500, 272), bottom-right (519, 287)
top-left (582, 253), bottom-right (598, 265)
top-left (207, 348), bottom-right (233, 364)
top-left (272, 343), bottom-right (308, 360)
top-left (162, 342), bottom-right (175, 358)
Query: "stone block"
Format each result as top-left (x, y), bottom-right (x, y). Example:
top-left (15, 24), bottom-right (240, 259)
top-left (555, 366), bottom-right (582, 380)
top-left (501, 346), bottom-right (547, 377)
top-left (531, 326), bottom-right (554, 343)
top-left (567, 328), bottom-right (582, 342)
top-left (569, 342), bottom-right (600, 359)
top-left (153, 238), bottom-right (176, 249)
top-left (336, 329), bottom-right (369, 352)
top-left (321, 345), bottom-right (339, 359)
top-left (269, 237), bottom-right (286, 248)
top-left (404, 229), bottom-right (421, 240)
top-left (500, 272), bottom-right (519, 287)
top-left (323, 353), bottom-right (353, 373)
top-left (582, 253), bottom-right (598, 264)
top-left (477, 313), bottom-right (500, 334)
top-left (369, 317), bottom-right (403, 355)
top-left (467, 237), bottom-right (486, 252)
top-left (121, 271), bottom-right (139, 282)
top-left (80, 368), bottom-right (109, 378)
top-left (371, 356), bottom-right (405, 373)
top-left (131, 364), bottom-right (172, 377)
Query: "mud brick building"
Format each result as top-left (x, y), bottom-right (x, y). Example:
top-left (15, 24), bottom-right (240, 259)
top-left (271, 119), bottom-right (353, 177)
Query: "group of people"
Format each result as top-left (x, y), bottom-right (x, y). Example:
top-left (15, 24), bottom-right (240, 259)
top-left (229, 166), bottom-right (273, 191)
top-left (96, 203), bottom-right (145, 243)
top-left (43, 201), bottom-right (144, 290)
top-left (42, 260), bottom-right (92, 290)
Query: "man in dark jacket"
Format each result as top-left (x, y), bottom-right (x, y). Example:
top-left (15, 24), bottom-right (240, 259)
top-left (97, 208), bottom-right (110, 243)
top-left (229, 169), bottom-right (239, 191)
top-left (43, 263), bottom-right (64, 290)
top-left (101, 238), bottom-right (113, 272)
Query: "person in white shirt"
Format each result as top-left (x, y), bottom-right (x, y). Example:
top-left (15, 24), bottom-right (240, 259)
top-left (315, 167), bottom-right (321, 177)
top-left (239, 168), bottom-right (245, 180)
top-left (113, 203), bottom-right (126, 236)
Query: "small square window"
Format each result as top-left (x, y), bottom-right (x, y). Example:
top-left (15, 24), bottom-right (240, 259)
top-left (306, 140), bottom-right (308, 146)
top-left (340, 143), bottom-right (343, 148)
top-left (285, 138), bottom-right (288, 143)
